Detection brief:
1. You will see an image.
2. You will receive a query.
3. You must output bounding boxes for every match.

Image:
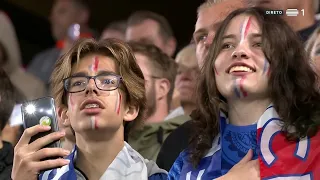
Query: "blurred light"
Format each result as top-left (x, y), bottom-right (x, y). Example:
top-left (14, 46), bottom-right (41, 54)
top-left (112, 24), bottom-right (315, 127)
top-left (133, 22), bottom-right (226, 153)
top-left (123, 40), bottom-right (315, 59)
top-left (25, 104), bottom-right (36, 114)
top-left (46, 110), bottom-right (53, 115)
top-left (68, 23), bottom-right (80, 41)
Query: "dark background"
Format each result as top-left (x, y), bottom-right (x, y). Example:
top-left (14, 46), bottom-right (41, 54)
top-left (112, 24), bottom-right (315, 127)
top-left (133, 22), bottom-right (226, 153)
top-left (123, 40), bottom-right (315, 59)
top-left (0, 0), bottom-right (204, 66)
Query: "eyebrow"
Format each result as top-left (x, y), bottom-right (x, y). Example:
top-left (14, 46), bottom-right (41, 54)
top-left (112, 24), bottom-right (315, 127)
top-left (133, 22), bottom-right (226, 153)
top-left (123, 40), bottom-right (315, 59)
top-left (193, 29), bottom-right (207, 42)
top-left (222, 33), bottom-right (261, 40)
top-left (71, 70), bottom-right (117, 77)
top-left (193, 22), bottom-right (222, 39)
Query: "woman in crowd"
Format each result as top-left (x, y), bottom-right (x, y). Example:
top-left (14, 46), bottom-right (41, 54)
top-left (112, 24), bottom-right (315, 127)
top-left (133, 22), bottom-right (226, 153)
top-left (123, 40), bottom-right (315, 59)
top-left (168, 7), bottom-right (320, 180)
top-left (12, 38), bottom-right (167, 180)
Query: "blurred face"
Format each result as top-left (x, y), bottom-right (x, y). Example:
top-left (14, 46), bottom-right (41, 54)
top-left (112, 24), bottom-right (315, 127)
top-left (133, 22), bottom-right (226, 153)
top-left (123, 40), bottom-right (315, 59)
top-left (50, 0), bottom-right (79, 40)
top-left (246, 0), bottom-right (301, 10)
top-left (126, 20), bottom-right (167, 54)
top-left (194, 0), bottom-right (245, 68)
top-left (215, 15), bottom-right (270, 101)
top-left (65, 54), bottom-right (135, 135)
top-left (100, 29), bottom-right (125, 41)
top-left (175, 64), bottom-right (199, 104)
top-left (134, 53), bottom-right (157, 118)
top-left (310, 34), bottom-right (320, 74)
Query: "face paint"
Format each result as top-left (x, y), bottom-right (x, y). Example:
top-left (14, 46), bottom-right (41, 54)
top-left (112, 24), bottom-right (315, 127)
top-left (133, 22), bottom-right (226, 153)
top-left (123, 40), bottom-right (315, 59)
top-left (90, 116), bottom-right (98, 130)
top-left (214, 67), bottom-right (219, 75)
top-left (262, 59), bottom-right (270, 75)
top-left (233, 78), bottom-right (241, 98)
top-left (233, 77), bottom-right (248, 98)
top-left (240, 17), bottom-right (251, 43)
top-left (239, 77), bottom-right (248, 97)
top-left (115, 92), bottom-right (122, 115)
top-left (88, 56), bottom-right (100, 72)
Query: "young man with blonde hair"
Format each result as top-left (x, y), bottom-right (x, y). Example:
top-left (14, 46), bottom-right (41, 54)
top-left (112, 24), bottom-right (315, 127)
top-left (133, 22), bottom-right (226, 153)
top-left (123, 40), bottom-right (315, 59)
top-left (11, 39), bottom-right (167, 180)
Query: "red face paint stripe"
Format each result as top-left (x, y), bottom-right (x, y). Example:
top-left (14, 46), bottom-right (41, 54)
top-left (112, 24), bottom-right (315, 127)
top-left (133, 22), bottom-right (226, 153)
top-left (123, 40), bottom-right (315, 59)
top-left (94, 118), bottom-right (98, 129)
top-left (214, 67), bottom-right (219, 75)
top-left (240, 77), bottom-right (248, 97)
top-left (244, 17), bottom-right (251, 39)
top-left (93, 57), bottom-right (99, 72)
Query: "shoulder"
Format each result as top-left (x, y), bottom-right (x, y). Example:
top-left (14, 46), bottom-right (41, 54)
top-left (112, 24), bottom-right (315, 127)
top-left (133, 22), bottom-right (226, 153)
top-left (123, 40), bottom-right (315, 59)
top-left (148, 173), bottom-right (168, 180)
top-left (30, 48), bottom-right (60, 63)
top-left (167, 150), bottom-right (189, 179)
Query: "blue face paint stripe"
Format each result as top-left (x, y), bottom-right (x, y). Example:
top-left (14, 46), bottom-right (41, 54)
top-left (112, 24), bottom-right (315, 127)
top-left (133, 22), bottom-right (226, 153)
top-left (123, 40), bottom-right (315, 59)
top-left (234, 79), bottom-right (241, 98)
top-left (263, 59), bottom-right (269, 74)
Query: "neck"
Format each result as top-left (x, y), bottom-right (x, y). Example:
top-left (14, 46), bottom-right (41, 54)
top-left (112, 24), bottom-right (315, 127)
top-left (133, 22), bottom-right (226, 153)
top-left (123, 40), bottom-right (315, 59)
top-left (62, 138), bottom-right (75, 151)
top-left (227, 98), bottom-right (271, 126)
top-left (146, 100), bottom-right (169, 123)
top-left (283, 6), bottom-right (315, 32)
top-left (181, 102), bottom-right (196, 116)
top-left (75, 127), bottom-right (124, 180)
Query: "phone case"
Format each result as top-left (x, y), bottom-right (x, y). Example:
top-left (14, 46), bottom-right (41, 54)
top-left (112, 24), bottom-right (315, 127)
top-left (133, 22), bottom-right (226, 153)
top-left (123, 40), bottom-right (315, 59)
top-left (21, 96), bottom-right (60, 148)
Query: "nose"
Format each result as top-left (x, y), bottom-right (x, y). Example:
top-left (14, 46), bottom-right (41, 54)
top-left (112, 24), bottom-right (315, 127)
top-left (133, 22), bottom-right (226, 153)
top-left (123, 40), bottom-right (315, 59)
top-left (232, 50), bottom-right (249, 59)
top-left (85, 78), bottom-right (99, 95)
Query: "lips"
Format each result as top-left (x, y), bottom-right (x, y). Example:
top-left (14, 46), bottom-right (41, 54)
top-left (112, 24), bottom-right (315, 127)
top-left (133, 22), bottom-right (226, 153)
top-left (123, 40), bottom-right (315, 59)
top-left (226, 62), bottom-right (256, 74)
top-left (80, 98), bottom-right (105, 110)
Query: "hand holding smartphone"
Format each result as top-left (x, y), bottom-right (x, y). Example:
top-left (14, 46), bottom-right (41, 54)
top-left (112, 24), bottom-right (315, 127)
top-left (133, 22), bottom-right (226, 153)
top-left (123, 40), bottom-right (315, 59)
top-left (21, 96), bottom-right (60, 148)
top-left (12, 97), bottom-right (70, 180)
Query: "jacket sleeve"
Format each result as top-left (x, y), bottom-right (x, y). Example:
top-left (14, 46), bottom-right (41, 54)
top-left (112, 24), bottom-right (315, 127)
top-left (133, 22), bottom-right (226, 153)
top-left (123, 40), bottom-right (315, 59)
top-left (167, 151), bottom-right (185, 180)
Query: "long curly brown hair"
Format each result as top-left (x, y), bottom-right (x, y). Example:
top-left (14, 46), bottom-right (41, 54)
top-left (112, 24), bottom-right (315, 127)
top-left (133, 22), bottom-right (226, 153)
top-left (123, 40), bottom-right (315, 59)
top-left (189, 7), bottom-right (320, 167)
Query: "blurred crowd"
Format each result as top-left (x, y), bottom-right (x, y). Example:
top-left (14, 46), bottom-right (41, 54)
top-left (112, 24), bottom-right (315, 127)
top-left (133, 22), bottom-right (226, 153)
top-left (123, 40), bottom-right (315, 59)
top-left (1, 0), bottom-right (320, 179)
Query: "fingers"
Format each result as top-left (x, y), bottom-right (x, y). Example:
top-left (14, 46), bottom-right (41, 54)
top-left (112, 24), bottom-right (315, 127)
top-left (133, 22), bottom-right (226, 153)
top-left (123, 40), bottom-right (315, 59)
top-left (238, 149), bottom-right (253, 165)
top-left (15, 125), bottom-right (51, 150)
top-left (26, 131), bottom-right (66, 152)
top-left (251, 160), bottom-right (260, 177)
top-left (31, 148), bottom-right (70, 161)
top-left (247, 159), bottom-right (259, 167)
top-left (30, 159), bottom-right (70, 173)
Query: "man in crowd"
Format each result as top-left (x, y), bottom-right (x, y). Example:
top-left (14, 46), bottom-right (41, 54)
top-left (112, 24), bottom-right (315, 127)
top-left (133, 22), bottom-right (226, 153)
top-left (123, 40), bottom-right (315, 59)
top-left (128, 42), bottom-right (190, 161)
top-left (247, 0), bottom-right (319, 42)
top-left (27, 0), bottom-right (94, 90)
top-left (126, 11), bottom-right (177, 57)
top-left (100, 20), bottom-right (127, 40)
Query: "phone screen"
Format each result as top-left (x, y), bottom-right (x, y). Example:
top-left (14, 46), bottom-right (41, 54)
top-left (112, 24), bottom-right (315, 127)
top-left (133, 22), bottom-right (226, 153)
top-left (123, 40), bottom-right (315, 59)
top-left (21, 96), bottom-right (60, 148)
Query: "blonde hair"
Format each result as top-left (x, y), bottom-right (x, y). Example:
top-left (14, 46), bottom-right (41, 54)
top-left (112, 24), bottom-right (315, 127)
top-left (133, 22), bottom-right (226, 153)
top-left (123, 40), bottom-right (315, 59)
top-left (305, 27), bottom-right (320, 59)
top-left (197, 0), bottom-right (225, 13)
top-left (50, 38), bottom-right (146, 131)
top-left (175, 44), bottom-right (197, 68)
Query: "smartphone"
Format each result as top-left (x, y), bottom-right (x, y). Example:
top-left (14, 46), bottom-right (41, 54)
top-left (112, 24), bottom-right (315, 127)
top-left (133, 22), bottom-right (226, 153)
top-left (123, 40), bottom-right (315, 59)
top-left (21, 96), bottom-right (60, 148)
